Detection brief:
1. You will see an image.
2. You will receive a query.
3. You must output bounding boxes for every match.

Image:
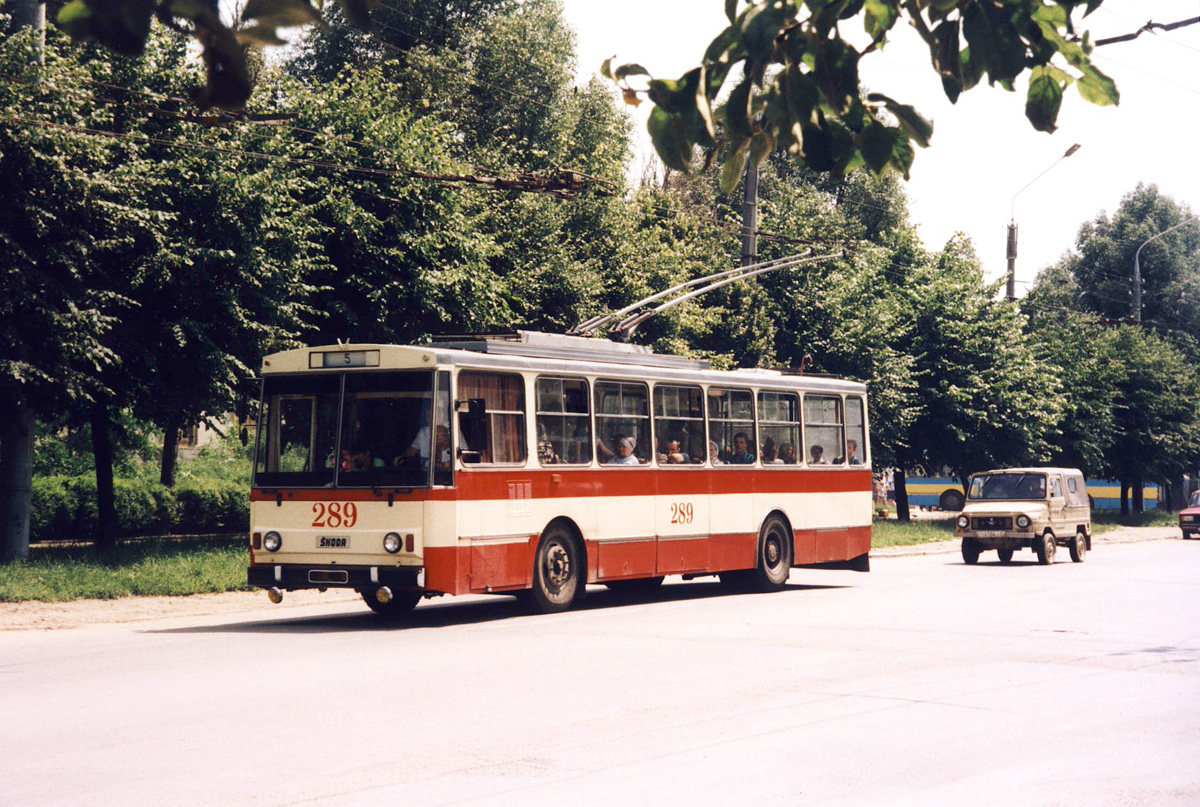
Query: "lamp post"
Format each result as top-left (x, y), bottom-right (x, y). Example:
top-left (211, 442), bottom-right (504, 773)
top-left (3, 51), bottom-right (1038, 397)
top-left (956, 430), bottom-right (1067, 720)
top-left (1132, 214), bottom-right (1198, 322)
top-left (1007, 143), bottom-right (1081, 300)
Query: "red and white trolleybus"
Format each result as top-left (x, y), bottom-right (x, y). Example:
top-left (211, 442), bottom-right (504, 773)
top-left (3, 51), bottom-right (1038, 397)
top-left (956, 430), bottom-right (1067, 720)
top-left (248, 331), bottom-right (872, 616)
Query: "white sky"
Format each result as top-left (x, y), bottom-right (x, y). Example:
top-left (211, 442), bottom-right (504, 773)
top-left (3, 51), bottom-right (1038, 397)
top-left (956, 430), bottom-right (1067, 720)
top-left (560, 0), bottom-right (1200, 286)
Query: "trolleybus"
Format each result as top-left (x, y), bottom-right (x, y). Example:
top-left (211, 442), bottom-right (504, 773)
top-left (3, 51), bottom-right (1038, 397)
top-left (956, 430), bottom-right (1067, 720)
top-left (248, 331), bottom-right (873, 616)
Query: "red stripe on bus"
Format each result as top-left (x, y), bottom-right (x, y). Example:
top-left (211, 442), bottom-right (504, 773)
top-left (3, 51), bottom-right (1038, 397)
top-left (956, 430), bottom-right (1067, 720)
top-left (251, 468), bottom-right (872, 502)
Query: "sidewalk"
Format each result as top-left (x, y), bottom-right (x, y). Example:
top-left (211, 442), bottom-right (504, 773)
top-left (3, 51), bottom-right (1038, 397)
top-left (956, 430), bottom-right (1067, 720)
top-left (871, 525), bottom-right (1181, 557)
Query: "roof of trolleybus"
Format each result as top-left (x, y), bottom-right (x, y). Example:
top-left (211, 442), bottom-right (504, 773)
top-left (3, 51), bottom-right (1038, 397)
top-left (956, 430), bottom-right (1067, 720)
top-left (260, 336), bottom-right (867, 396)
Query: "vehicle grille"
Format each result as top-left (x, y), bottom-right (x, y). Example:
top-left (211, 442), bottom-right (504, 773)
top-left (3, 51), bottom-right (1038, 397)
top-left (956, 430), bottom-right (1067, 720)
top-left (971, 516), bottom-right (1013, 530)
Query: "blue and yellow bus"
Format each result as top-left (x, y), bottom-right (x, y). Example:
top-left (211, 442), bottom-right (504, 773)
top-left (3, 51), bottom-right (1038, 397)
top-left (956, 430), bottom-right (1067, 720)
top-left (903, 474), bottom-right (1158, 511)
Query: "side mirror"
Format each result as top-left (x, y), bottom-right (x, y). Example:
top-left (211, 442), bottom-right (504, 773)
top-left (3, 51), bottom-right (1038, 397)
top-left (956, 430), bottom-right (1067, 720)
top-left (456, 399), bottom-right (487, 463)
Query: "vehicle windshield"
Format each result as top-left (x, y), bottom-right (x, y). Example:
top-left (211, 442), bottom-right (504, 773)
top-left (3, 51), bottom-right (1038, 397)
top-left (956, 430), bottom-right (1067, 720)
top-left (1191, 490), bottom-right (1200, 508)
top-left (254, 371), bottom-right (435, 488)
top-left (968, 473), bottom-right (1047, 501)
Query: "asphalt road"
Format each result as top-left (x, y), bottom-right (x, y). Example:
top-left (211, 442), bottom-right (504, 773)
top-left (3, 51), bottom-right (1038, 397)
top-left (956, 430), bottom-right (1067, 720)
top-left (3, 536), bottom-right (1198, 807)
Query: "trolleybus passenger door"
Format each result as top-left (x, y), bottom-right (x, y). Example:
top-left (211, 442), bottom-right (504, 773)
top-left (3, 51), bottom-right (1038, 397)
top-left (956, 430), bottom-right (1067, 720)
top-left (653, 384), bottom-right (711, 574)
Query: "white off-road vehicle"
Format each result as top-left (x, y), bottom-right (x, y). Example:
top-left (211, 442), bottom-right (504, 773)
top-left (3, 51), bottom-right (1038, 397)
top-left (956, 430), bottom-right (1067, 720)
top-left (956, 468), bottom-right (1091, 565)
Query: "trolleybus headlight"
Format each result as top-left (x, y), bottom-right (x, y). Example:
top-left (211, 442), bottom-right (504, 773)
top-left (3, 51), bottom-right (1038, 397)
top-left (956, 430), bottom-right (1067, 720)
top-left (263, 531), bottom-right (282, 552)
top-left (1016, 515), bottom-right (1031, 530)
top-left (383, 532), bottom-right (402, 554)
top-left (957, 515), bottom-right (969, 530)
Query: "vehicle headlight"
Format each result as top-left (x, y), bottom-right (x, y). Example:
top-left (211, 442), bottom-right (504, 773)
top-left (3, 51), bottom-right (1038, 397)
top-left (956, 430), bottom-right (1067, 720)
top-left (1183, 515), bottom-right (1196, 523)
top-left (263, 531), bottom-right (282, 552)
top-left (1016, 515), bottom-right (1031, 529)
top-left (957, 515), bottom-right (969, 529)
top-left (383, 532), bottom-right (402, 554)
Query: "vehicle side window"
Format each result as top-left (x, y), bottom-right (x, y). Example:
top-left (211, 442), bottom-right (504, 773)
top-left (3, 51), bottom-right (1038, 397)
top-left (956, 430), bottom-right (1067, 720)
top-left (1050, 477), bottom-right (1063, 498)
top-left (595, 380), bottom-right (650, 465)
top-left (845, 397), bottom-right (866, 466)
top-left (535, 377), bottom-right (591, 465)
top-left (433, 371), bottom-right (453, 486)
top-left (804, 395), bottom-right (844, 466)
top-left (654, 385), bottom-right (706, 465)
top-left (1068, 477), bottom-right (1077, 493)
top-left (709, 387), bottom-right (756, 465)
top-left (457, 371), bottom-right (526, 465)
top-left (757, 391), bottom-right (800, 465)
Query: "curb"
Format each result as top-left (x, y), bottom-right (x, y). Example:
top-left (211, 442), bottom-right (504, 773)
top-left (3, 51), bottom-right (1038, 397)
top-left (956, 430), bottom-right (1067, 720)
top-left (871, 526), bottom-right (1181, 558)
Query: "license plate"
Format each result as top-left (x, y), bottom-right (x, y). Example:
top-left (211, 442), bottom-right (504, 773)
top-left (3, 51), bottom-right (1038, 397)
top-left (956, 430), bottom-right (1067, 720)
top-left (316, 536), bottom-right (350, 549)
top-left (975, 531), bottom-right (1006, 539)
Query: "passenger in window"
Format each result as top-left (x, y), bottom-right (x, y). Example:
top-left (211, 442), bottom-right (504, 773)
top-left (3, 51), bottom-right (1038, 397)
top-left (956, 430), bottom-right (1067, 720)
top-left (658, 438), bottom-right (691, 465)
top-left (350, 447), bottom-right (384, 470)
top-left (709, 441), bottom-right (724, 466)
top-left (761, 437), bottom-right (783, 464)
top-left (537, 425), bottom-right (559, 465)
top-left (778, 442), bottom-right (797, 465)
top-left (809, 445), bottom-right (827, 465)
top-left (727, 432), bottom-right (755, 464)
top-left (846, 439), bottom-right (863, 465)
top-left (608, 435), bottom-right (641, 466)
top-left (432, 425), bottom-right (452, 471)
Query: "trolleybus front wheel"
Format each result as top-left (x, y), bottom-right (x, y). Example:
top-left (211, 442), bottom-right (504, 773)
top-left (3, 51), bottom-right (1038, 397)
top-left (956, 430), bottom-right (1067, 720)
top-left (361, 589), bottom-right (421, 619)
top-left (748, 514), bottom-right (793, 592)
top-left (523, 525), bottom-right (582, 613)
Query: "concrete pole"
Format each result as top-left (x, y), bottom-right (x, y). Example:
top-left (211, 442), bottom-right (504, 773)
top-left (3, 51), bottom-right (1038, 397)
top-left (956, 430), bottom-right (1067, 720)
top-left (740, 161), bottom-right (759, 268)
top-left (11, 0), bottom-right (46, 64)
top-left (1006, 221), bottom-right (1018, 300)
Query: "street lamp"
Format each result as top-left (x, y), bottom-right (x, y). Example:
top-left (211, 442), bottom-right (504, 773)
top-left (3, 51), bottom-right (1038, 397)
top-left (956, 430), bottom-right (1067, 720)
top-left (1132, 214), bottom-right (1199, 322)
top-left (1007, 143), bottom-right (1082, 300)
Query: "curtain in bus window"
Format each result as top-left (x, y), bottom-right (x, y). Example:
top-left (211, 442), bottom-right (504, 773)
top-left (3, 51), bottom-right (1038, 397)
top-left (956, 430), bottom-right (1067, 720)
top-left (708, 387), bottom-right (756, 465)
top-left (654, 385), bottom-right (706, 465)
top-left (536, 377), bottom-right (592, 465)
top-left (757, 391), bottom-right (800, 465)
top-left (339, 372), bottom-right (435, 488)
top-left (595, 380), bottom-right (650, 465)
top-left (845, 397), bottom-right (866, 466)
top-left (254, 374), bottom-right (340, 487)
top-left (458, 371), bottom-right (527, 464)
top-left (804, 395), bottom-right (844, 466)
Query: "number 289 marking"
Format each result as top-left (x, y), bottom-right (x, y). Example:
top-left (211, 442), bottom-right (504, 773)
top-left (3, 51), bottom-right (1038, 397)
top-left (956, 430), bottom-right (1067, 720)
top-left (312, 502), bottom-right (358, 529)
top-left (669, 502), bottom-right (694, 525)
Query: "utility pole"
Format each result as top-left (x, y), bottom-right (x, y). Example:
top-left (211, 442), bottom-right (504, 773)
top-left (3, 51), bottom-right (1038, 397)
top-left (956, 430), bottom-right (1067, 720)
top-left (1007, 143), bottom-right (1080, 300)
top-left (740, 160), bottom-right (758, 268)
top-left (12, 0), bottom-right (46, 64)
top-left (1133, 214), bottom-right (1199, 322)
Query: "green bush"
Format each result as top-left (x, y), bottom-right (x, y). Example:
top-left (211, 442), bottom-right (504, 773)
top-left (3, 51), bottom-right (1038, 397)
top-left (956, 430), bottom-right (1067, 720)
top-left (31, 475), bottom-right (249, 541)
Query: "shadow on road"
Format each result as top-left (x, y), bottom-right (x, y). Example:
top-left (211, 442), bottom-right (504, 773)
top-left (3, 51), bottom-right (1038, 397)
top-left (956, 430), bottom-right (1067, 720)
top-left (147, 580), bottom-right (846, 635)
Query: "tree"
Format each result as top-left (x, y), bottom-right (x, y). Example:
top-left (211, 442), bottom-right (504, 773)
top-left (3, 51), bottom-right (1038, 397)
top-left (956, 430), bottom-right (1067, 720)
top-left (608, 0), bottom-right (1119, 189)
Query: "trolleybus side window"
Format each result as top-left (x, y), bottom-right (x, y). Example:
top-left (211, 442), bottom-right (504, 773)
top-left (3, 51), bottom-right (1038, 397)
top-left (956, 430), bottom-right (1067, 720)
top-left (536, 377), bottom-right (592, 465)
top-left (709, 387), bottom-right (756, 465)
top-left (804, 395), bottom-right (844, 466)
top-left (757, 390), bottom-right (800, 465)
top-left (254, 374), bottom-right (341, 487)
top-left (845, 396), bottom-right (866, 466)
top-left (654, 385), bottom-right (706, 465)
top-left (595, 380), bottom-right (650, 465)
top-left (339, 371), bottom-right (436, 488)
top-left (433, 371), bottom-right (453, 486)
top-left (457, 371), bottom-right (527, 465)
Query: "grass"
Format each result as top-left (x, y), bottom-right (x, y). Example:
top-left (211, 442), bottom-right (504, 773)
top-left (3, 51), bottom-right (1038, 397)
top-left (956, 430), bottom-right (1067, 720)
top-left (1092, 509), bottom-right (1178, 533)
top-left (0, 536), bottom-right (251, 603)
top-left (871, 518), bottom-right (957, 548)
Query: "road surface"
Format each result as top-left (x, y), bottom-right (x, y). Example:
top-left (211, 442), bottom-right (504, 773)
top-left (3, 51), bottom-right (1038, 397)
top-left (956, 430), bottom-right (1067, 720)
top-left (3, 535), bottom-right (1198, 806)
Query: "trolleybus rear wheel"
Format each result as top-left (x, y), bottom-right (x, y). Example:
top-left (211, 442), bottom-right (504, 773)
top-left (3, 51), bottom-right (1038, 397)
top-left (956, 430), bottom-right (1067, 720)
top-left (524, 525), bottom-right (582, 613)
top-left (748, 515), bottom-right (793, 592)
top-left (361, 589), bottom-right (421, 619)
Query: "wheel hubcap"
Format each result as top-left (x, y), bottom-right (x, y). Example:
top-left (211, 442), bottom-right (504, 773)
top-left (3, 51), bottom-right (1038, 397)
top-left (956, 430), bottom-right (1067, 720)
top-left (545, 542), bottom-right (571, 589)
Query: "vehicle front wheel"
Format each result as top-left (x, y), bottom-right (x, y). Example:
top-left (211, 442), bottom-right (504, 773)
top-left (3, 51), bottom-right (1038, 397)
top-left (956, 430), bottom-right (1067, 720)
top-left (362, 589), bottom-right (421, 619)
top-left (961, 537), bottom-right (980, 565)
top-left (997, 548), bottom-right (1014, 564)
top-left (524, 525), bottom-right (582, 613)
top-left (1035, 531), bottom-right (1057, 565)
top-left (748, 515), bottom-right (793, 591)
top-left (1070, 531), bottom-right (1087, 563)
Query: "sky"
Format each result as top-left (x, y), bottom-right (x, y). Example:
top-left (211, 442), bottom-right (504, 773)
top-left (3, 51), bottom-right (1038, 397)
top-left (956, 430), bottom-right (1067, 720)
top-left (560, 0), bottom-right (1200, 288)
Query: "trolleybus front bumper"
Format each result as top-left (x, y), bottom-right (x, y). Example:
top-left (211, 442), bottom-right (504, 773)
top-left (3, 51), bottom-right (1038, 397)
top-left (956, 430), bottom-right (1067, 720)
top-left (248, 564), bottom-right (425, 592)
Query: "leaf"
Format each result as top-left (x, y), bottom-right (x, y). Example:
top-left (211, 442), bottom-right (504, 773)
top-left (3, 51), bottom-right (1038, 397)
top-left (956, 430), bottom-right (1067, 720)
top-left (783, 64), bottom-right (818, 125)
top-left (725, 0), bottom-right (739, 24)
top-left (600, 57), bottom-right (613, 80)
top-left (647, 106), bottom-right (693, 173)
top-left (723, 75), bottom-right (754, 137)
top-left (614, 63), bottom-right (650, 81)
top-left (56, 0), bottom-right (153, 54)
top-left (720, 137), bottom-right (750, 194)
top-left (815, 38), bottom-right (858, 116)
top-left (237, 24), bottom-right (288, 46)
top-left (241, 0), bottom-right (320, 28)
top-left (741, 1), bottom-right (788, 62)
top-left (863, 0), bottom-right (898, 40)
top-left (337, 0), bottom-right (372, 30)
top-left (1076, 65), bottom-right (1118, 106)
top-left (1025, 66), bottom-right (1063, 133)
top-left (749, 129), bottom-right (775, 167)
top-left (621, 88), bottom-right (642, 107)
top-left (866, 93), bottom-right (933, 148)
top-left (861, 121), bottom-right (897, 173)
top-left (962, 2), bottom-right (1025, 84)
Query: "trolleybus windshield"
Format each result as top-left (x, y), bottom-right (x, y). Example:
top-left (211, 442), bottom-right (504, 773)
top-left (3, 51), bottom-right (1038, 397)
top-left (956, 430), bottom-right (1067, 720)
top-left (254, 371), bottom-right (436, 488)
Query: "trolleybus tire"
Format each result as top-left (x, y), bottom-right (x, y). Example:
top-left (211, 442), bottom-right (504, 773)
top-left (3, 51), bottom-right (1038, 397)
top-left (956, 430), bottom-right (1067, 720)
top-left (748, 514), bottom-right (793, 592)
top-left (1035, 531), bottom-right (1056, 565)
top-left (1070, 531), bottom-right (1087, 563)
top-left (524, 525), bottom-right (582, 613)
top-left (961, 538), bottom-right (980, 565)
top-left (605, 577), bottom-right (664, 599)
top-left (939, 488), bottom-right (966, 512)
top-left (997, 548), bottom-right (1014, 564)
top-left (361, 589), bottom-right (421, 618)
